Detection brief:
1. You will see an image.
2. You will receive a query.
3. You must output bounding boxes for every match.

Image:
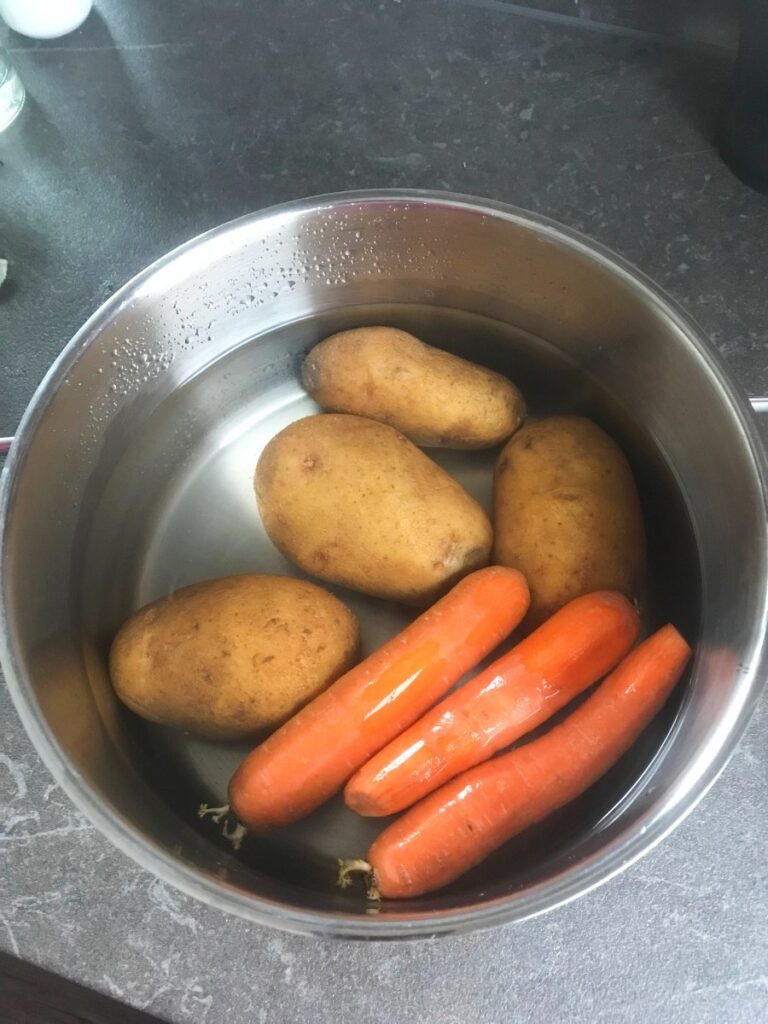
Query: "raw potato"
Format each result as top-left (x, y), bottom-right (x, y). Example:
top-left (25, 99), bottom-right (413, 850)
top-left (493, 416), bottom-right (645, 627)
top-left (256, 413), bottom-right (493, 603)
top-left (109, 575), bottom-right (360, 739)
top-left (302, 327), bottom-right (526, 448)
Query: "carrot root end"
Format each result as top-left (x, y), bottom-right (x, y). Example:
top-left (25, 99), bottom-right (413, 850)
top-left (337, 857), bottom-right (381, 901)
top-left (197, 802), bottom-right (230, 823)
top-left (197, 802), bottom-right (247, 851)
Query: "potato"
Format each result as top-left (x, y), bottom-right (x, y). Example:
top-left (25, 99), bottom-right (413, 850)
top-left (302, 327), bottom-right (525, 448)
top-left (109, 574), bottom-right (359, 739)
top-left (493, 416), bottom-right (645, 626)
top-left (256, 413), bottom-right (492, 603)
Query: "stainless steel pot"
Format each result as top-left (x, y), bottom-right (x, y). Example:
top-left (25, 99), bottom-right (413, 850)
top-left (2, 190), bottom-right (767, 939)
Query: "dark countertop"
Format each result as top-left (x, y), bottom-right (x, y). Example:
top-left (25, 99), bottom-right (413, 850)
top-left (2, 2), bottom-right (767, 1021)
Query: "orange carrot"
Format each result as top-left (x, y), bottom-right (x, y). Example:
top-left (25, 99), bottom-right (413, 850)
top-left (229, 566), bottom-right (530, 829)
top-left (357, 624), bottom-right (690, 899)
top-left (345, 591), bottom-right (640, 817)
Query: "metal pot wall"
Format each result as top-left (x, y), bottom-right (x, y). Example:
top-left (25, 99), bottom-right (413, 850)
top-left (1, 191), bottom-right (766, 938)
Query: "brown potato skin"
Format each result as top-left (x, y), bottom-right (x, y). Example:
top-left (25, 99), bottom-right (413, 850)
top-left (109, 575), bottom-right (360, 739)
top-left (302, 327), bottom-right (526, 448)
top-left (493, 416), bottom-right (645, 627)
top-left (256, 413), bottom-right (493, 603)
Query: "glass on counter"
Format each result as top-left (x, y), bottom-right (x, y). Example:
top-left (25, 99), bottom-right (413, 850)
top-left (0, 44), bottom-right (24, 131)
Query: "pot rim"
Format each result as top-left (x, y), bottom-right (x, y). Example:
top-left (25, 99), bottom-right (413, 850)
top-left (2, 188), bottom-right (767, 939)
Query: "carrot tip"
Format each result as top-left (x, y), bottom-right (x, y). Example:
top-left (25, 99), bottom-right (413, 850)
top-left (197, 802), bottom-right (247, 851)
top-left (197, 802), bottom-right (230, 823)
top-left (337, 857), bottom-right (381, 901)
top-left (223, 821), bottom-right (247, 851)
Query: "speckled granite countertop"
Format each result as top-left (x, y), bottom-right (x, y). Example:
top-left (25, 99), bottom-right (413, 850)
top-left (2, 2), bottom-right (767, 1021)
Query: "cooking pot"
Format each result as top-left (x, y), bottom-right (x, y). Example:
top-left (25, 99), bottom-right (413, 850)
top-left (2, 190), bottom-right (766, 939)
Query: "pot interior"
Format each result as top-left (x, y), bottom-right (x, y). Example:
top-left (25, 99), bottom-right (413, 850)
top-left (3, 195), bottom-right (764, 932)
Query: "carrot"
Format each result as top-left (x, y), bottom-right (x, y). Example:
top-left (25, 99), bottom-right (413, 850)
top-left (351, 624), bottom-right (690, 899)
top-left (345, 591), bottom-right (640, 817)
top-left (229, 566), bottom-right (530, 829)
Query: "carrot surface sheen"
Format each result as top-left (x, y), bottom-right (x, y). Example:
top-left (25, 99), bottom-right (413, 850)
top-left (229, 567), bottom-right (530, 828)
top-left (346, 591), bottom-right (640, 816)
top-left (368, 624), bottom-right (691, 899)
